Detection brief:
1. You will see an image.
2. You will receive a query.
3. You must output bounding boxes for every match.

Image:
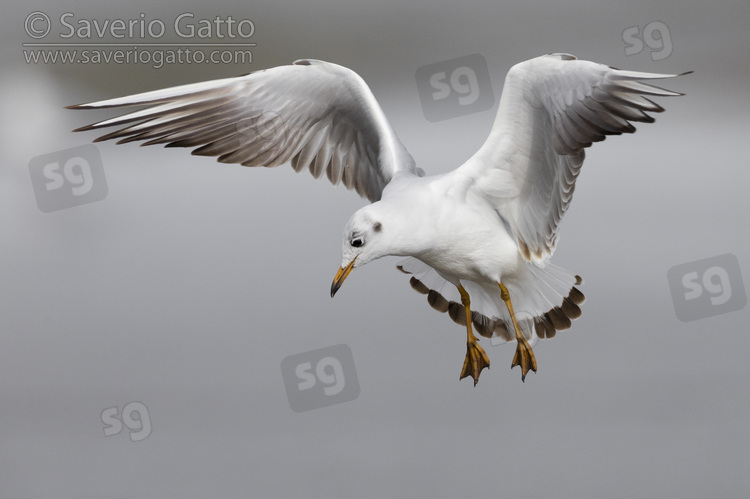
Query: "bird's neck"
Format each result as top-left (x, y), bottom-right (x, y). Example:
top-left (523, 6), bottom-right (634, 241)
top-left (372, 199), bottom-right (431, 258)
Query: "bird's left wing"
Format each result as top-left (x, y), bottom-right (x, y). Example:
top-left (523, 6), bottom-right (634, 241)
top-left (68, 59), bottom-right (420, 202)
top-left (458, 53), bottom-right (687, 262)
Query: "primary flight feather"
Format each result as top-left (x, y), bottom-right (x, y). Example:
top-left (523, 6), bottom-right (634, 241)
top-left (69, 53), bottom-right (687, 384)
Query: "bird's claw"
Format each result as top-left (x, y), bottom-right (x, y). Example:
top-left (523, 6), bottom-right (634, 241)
top-left (511, 336), bottom-right (537, 382)
top-left (460, 339), bottom-right (490, 386)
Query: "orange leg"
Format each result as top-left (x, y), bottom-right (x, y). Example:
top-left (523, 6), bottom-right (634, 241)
top-left (499, 282), bottom-right (537, 382)
top-left (458, 285), bottom-right (490, 386)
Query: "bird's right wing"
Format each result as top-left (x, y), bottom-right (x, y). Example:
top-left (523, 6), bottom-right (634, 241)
top-left (458, 53), bottom-right (687, 262)
top-left (68, 59), bottom-right (421, 202)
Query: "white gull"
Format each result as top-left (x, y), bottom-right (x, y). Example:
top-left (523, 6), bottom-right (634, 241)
top-left (69, 53), bottom-right (687, 384)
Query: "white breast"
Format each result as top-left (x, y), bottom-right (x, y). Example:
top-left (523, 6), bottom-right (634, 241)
top-left (384, 173), bottom-right (521, 285)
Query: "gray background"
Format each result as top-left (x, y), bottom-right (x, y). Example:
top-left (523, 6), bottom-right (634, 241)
top-left (3, 0), bottom-right (749, 497)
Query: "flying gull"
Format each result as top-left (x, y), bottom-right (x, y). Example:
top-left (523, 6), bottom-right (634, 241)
top-left (68, 53), bottom-right (687, 384)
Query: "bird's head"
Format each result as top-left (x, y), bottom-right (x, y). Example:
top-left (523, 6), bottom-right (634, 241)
top-left (330, 205), bottom-right (388, 297)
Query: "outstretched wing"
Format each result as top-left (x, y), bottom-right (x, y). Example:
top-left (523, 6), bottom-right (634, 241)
top-left (68, 59), bottom-right (421, 202)
top-left (459, 53), bottom-right (687, 262)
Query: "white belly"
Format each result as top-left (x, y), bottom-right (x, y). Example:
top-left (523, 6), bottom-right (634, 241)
top-left (415, 198), bottom-right (521, 285)
top-left (381, 173), bottom-right (523, 285)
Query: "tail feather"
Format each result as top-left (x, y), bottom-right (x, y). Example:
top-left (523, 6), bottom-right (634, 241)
top-left (396, 258), bottom-right (585, 346)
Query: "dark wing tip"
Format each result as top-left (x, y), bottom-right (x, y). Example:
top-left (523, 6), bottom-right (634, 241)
top-left (71, 123), bottom-right (97, 133)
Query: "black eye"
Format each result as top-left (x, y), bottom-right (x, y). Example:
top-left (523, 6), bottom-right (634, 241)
top-left (351, 237), bottom-right (363, 248)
